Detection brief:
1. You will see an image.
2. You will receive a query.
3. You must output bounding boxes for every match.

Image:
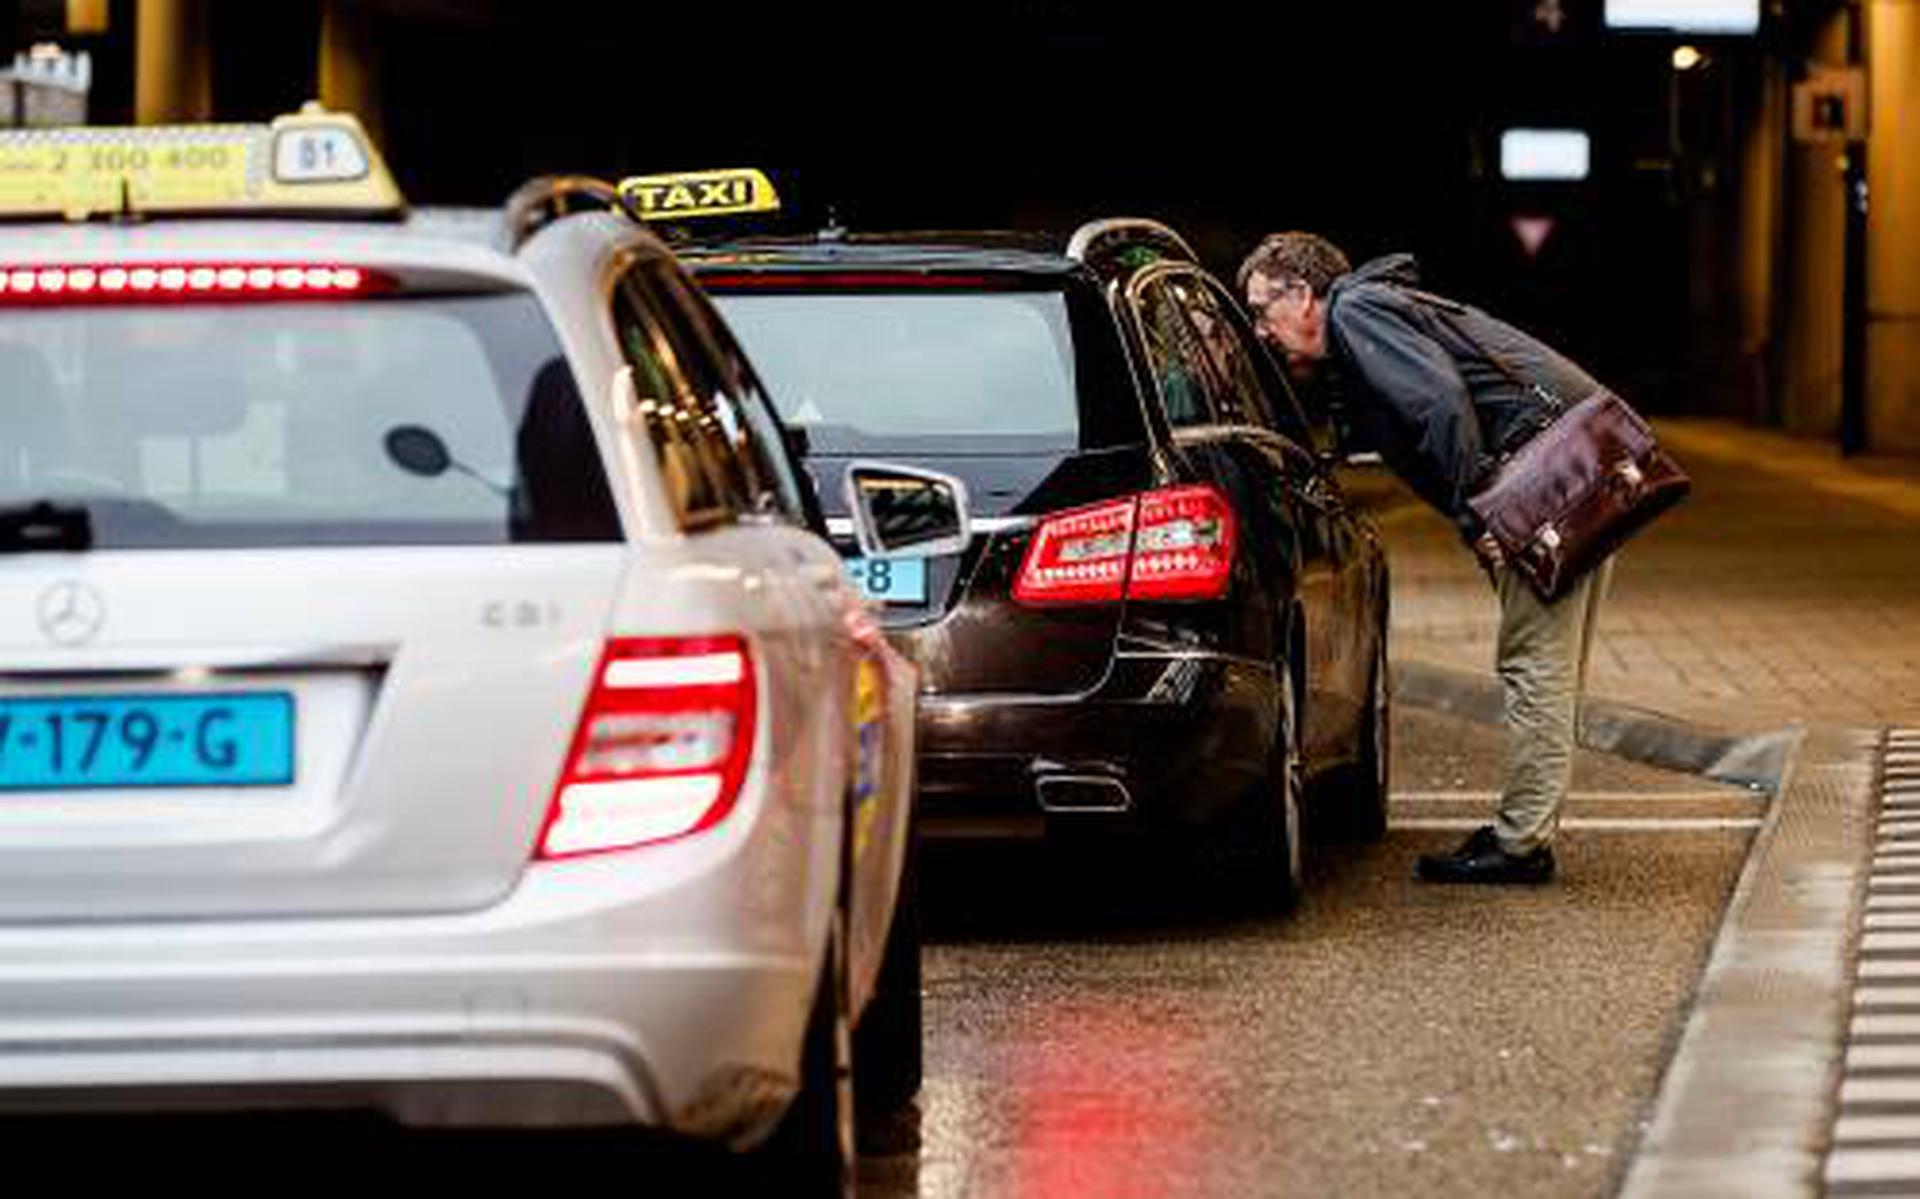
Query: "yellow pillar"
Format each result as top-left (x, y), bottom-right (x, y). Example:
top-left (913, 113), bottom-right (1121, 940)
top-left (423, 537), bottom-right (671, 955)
top-left (1780, 14), bottom-right (1851, 438)
top-left (318, 0), bottom-right (383, 150)
top-left (134, 0), bottom-right (211, 125)
top-left (66, 0), bottom-right (110, 36)
top-left (1736, 61), bottom-right (1787, 418)
top-left (1867, 0), bottom-right (1920, 451)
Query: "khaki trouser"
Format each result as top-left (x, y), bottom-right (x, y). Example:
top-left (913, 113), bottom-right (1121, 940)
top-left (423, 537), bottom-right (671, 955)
top-left (1492, 557), bottom-right (1614, 855)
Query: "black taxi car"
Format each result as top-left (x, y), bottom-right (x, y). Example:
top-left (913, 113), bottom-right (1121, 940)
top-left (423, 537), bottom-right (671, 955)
top-left (683, 219), bottom-right (1390, 906)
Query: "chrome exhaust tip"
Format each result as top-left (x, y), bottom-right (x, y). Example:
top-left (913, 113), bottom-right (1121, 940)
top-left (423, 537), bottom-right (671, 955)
top-left (1035, 775), bottom-right (1133, 814)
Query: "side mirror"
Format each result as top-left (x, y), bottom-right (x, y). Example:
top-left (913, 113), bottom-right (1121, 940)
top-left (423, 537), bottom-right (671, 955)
top-left (385, 425), bottom-right (452, 477)
top-left (843, 462), bottom-right (971, 559)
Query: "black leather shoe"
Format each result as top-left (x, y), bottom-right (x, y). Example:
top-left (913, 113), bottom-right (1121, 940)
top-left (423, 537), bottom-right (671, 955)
top-left (1416, 825), bottom-right (1555, 885)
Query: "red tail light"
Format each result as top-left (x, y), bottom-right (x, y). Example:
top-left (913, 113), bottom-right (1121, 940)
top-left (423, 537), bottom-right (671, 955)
top-left (0, 263), bottom-right (394, 306)
top-left (1012, 484), bottom-right (1235, 606)
top-left (537, 636), bottom-right (757, 860)
top-left (1011, 497), bottom-right (1135, 605)
top-left (1127, 485), bottom-right (1237, 600)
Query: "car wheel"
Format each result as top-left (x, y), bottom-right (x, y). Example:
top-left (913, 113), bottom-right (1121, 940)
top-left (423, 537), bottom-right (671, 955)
top-left (756, 882), bottom-right (856, 1197)
top-left (854, 819), bottom-right (922, 1119)
top-left (1333, 627), bottom-right (1391, 842)
top-left (1224, 671), bottom-right (1304, 913)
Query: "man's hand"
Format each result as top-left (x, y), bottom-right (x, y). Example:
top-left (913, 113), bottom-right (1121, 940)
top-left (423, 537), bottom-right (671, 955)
top-left (1473, 532), bottom-right (1506, 579)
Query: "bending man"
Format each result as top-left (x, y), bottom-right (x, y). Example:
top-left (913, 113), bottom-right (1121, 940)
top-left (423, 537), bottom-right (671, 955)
top-left (1238, 233), bottom-right (1613, 885)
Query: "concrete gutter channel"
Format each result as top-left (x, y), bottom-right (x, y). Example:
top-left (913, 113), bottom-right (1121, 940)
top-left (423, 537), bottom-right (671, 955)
top-left (1393, 660), bottom-right (1879, 1199)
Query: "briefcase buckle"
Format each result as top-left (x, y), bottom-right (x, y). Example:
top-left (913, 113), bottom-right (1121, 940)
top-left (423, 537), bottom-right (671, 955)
top-left (1536, 523), bottom-right (1562, 551)
top-left (1616, 459), bottom-right (1645, 488)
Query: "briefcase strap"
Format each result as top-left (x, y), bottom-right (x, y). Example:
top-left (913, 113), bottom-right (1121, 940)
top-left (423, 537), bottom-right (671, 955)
top-left (1400, 286), bottom-right (1567, 453)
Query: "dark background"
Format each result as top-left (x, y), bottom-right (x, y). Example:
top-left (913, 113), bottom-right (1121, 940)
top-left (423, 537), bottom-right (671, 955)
top-left (63, 0), bottom-right (1793, 413)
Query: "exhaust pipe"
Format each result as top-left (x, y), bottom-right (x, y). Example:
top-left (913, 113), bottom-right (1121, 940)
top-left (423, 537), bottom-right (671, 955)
top-left (1035, 775), bottom-right (1132, 814)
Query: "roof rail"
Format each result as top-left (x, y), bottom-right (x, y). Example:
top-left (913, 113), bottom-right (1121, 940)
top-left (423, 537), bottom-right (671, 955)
top-left (1065, 218), bottom-right (1198, 270)
top-left (502, 174), bottom-right (620, 249)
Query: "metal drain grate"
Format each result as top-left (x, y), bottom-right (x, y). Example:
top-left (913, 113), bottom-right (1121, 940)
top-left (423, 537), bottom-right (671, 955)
top-left (1827, 729), bottom-right (1920, 1194)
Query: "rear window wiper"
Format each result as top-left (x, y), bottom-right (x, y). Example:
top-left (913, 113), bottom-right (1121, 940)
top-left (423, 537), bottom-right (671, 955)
top-left (0, 500), bottom-right (94, 553)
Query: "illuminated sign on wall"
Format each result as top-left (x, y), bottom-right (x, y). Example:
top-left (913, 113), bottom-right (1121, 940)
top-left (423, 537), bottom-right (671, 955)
top-left (1604, 0), bottom-right (1760, 34)
top-left (1500, 130), bottom-right (1592, 182)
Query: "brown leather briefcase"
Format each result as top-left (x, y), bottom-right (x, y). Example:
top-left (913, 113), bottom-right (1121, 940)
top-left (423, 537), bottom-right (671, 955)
top-left (1467, 388), bottom-right (1690, 602)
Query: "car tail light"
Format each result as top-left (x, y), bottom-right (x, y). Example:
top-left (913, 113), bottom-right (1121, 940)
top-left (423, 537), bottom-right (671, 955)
top-left (0, 263), bottom-right (394, 305)
top-left (1011, 496), bottom-right (1136, 605)
top-left (1012, 484), bottom-right (1235, 606)
top-left (537, 636), bottom-right (757, 860)
top-left (1127, 484), bottom-right (1236, 600)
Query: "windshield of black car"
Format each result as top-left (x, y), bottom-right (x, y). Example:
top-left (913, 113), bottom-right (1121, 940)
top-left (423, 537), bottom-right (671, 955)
top-left (0, 293), bottom-right (619, 547)
top-left (712, 286), bottom-right (1093, 455)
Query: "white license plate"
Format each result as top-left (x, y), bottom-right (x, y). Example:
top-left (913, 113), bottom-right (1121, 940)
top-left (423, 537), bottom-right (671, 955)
top-left (845, 556), bottom-right (927, 604)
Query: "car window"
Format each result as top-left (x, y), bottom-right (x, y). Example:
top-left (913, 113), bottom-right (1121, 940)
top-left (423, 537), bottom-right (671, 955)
top-left (646, 266), bottom-right (809, 523)
top-left (0, 294), bottom-right (620, 547)
top-left (613, 260), bottom-right (795, 530)
top-left (1197, 276), bottom-right (1323, 449)
top-left (1180, 279), bottom-right (1282, 432)
top-left (712, 286), bottom-right (1085, 454)
top-left (1134, 276), bottom-right (1221, 429)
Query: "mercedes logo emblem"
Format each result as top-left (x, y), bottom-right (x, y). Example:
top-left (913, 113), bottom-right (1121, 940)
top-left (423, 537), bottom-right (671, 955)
top-left (36, 581), bottom-right (106, 647)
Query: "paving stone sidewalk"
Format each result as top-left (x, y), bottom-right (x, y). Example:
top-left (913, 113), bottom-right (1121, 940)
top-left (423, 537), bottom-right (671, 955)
top-left (1372, 418), bottom-right (1920, 734)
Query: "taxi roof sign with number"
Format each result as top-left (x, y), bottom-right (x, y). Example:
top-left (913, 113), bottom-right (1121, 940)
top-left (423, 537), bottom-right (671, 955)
top-left (616, 169), bottom-right (780, 223)
top-left (0, 105), bottom-right (403, 222)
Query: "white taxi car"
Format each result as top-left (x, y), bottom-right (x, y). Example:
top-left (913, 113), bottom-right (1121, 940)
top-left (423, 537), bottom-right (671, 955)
top-left (0, 112), bottom-right (948, 1189)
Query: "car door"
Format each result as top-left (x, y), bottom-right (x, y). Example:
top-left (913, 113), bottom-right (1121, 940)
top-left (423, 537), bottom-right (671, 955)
top-left (1127, 268), bottom-right (1301, 690)
top-left (1174, 273), bottom-right (1372, 767)
top-left (1194, 276), bottom-right (1379, 765)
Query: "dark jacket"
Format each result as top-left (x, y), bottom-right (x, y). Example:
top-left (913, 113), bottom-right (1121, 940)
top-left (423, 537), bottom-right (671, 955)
top-left (1325, 254), bottom-right (1599, 542)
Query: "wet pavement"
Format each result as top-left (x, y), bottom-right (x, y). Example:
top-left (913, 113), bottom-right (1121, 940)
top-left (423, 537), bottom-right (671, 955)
top-left (863, 707), bottom-right (1759, 1199)
top-left (0, 716), bottom-right (1767, 1197)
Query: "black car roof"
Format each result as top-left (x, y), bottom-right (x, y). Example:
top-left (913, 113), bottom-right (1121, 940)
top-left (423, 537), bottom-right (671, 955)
top-left (676, 232), bottom-right (1083, 278)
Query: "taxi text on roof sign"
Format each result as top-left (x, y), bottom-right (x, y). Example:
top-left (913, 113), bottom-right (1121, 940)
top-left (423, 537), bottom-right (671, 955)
top-left (616, 169), bottom-right (779, 222)
top-left (0, 106), bottom-right (403, 222)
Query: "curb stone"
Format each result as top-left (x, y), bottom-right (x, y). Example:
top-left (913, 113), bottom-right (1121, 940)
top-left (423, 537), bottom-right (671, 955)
top-left (1613, 726), bottom-right (1875, 1199)
top-left (1392, 657), bottom-right (1876, 1198)
top-left (1392, 658), bottom-right (1798, 794)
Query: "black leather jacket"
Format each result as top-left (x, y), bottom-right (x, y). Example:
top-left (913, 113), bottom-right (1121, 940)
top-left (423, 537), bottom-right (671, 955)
top-left (1326, 254), bottom-right (1599, 543)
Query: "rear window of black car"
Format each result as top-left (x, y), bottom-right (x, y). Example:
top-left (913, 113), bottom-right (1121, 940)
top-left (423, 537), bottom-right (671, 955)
top-left (0, 293), bottom-right (620, 548)
top-left (708, 277), bottom-right (1142, 455)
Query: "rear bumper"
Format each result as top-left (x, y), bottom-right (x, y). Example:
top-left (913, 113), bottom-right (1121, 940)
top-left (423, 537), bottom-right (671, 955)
top-left (916, 652), bottom-right (1279, 837)
top-left (0, 787), bottom-right (838, 1142)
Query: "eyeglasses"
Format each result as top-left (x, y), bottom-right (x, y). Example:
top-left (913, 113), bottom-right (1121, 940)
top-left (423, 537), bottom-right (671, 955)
top-left (1246, 278), bottom-right (1310, 324)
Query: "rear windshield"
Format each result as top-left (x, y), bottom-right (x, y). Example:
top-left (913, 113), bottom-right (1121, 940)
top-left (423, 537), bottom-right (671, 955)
top-left (0, 294), bottom-right (619, 548)
top-left (711, 282), bottom-right (1139, 455)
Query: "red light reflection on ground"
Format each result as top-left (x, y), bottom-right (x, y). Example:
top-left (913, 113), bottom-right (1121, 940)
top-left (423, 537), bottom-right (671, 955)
top-left (999, 999), bottom-right (1221, 1199)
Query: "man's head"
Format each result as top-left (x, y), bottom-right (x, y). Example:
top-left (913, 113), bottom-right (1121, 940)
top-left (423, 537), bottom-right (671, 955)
top-left (1237, 232), bottom-right (1351, 368)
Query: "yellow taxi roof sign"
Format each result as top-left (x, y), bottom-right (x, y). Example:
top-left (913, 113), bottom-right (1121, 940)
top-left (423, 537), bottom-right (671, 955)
top-left (616, 169), bottom-right (779, 222)
top-left (0, 104), bottom-right (404, 222)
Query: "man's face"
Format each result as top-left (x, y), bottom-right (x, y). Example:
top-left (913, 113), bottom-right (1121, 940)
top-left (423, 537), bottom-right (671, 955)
top-left (1246, 273), bottom-right (1328, 369)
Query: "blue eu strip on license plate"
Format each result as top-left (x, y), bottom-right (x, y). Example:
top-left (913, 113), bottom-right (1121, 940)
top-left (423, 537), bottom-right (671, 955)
top-left (0, 692), bottom-right (295, 791)
top-left (845, 556), bottom-right (928, 604)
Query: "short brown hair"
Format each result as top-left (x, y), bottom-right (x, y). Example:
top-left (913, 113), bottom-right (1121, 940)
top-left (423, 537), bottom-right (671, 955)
top-left (1236, 231), bottom-right (1352, 299)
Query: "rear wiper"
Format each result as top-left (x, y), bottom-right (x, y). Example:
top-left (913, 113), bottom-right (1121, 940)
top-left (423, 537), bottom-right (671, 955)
top-left (0, 500), bottom-right (94, 553)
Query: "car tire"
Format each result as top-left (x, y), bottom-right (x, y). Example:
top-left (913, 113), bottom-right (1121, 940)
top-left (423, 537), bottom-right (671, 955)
top-left (854, 820), bottom-right (922, 1118)
top-left (1331, 627), bottom-right (1391, 842)
top-left (756, 883), bottom-right (856, 1197)
top-left (1268, 674), bottom-right (1306, 909)
top-left (1222, 671), bottom-right (1304, 913)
